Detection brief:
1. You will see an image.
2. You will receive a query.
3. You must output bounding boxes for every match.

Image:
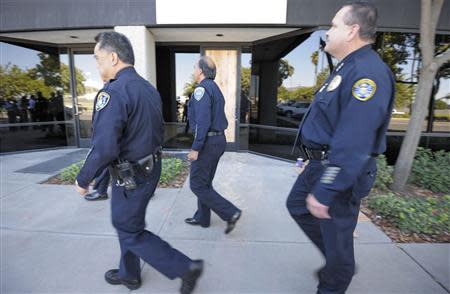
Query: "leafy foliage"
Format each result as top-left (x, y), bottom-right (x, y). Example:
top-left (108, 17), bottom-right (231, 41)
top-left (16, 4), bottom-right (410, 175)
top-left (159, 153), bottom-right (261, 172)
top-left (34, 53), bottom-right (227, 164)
top-left (368, 193), bottom-right (450, 235)
top-left (410, 148), bottom-right (450, 193)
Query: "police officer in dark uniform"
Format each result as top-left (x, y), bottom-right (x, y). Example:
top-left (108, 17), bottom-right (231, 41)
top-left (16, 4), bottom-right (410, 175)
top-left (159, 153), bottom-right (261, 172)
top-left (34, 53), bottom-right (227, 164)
top-left (185, 56), bottom-right (242, 234)
top-left (75, 32), bottom-right (203, 294)
top-left (286, 3), bottom-right (395, 294)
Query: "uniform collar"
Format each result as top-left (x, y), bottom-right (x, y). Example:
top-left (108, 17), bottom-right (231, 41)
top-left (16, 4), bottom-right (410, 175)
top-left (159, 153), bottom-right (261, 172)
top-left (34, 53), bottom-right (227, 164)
top-left (114, 66), bottom-right (136, 80)
top-left (338, 44), bottom-right (372, 65)
top-left (333, 44), bottom-right (372, 73)
top-left (199, 78), bottom-right (213, 86)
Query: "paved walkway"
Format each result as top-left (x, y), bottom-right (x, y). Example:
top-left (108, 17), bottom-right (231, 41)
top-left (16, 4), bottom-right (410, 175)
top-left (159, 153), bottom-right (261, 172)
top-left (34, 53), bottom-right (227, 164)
top-left (1, 148), bottom-right (448, 293)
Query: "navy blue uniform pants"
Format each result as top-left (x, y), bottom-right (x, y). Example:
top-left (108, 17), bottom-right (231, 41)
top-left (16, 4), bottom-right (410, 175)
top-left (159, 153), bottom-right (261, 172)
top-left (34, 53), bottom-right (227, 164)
top-left (286, 159), bottom-right (376, 294)
top-left (111, 160), bottom-right (192, 280)
top-left (93, 168), bottom-right (110, 194)
top-left (190, 135), bottom-right (240, 226)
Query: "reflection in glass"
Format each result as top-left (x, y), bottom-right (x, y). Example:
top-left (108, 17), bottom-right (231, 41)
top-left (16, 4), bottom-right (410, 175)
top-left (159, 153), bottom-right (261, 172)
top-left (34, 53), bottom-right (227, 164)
top-left (72, 53), bottom-right (103, 139)
top-left (161, 52), bottom-right (199, 149)
top-left (0, 41), bottom-right (77, 152)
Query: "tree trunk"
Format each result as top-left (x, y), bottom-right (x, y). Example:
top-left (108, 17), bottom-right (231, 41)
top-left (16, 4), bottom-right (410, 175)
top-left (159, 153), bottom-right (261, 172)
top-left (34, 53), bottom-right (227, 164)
top-left (391, 66), bottom-right (436, 191)
top-left (390, 0), bottom-right (447, 192)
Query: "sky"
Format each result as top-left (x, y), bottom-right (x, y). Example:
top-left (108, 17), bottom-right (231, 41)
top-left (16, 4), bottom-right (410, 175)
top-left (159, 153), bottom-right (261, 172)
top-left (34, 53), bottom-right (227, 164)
top-left (1, 32), bottom-right (449, 100)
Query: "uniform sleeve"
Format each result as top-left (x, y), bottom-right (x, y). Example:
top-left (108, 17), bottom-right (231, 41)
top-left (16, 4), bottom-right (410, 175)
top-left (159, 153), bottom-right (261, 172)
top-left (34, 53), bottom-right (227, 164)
top-left (191, 87), bottom-right (211, 151)
top-left (187, 96), bottom-right (195, 132)
top-left (76, 89), bottom-right (128, 188)
top-left (312, 73), bottom-right (393, 206)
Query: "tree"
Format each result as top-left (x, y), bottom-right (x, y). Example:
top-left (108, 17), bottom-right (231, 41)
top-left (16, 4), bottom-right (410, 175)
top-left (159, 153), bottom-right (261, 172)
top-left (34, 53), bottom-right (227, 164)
top-left (278, 59), bottom-right (294, 87)
top-left (35, 53), bottom-right (61, 88)
top-left (392, 0), bottom-right (450, 191)
top-left (60, 63), bottom-right (86, 96)
top-left (183, 74), bottom-right (198, 97)
top-left (241, 67), bottom-right (251, 97)
top-left (311, 51), bottom-right (319, 67)
top-left (0, 64), bottom-right (51, 98)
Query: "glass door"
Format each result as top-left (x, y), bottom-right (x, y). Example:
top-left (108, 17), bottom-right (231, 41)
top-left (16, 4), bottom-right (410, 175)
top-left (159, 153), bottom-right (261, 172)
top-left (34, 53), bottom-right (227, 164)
top-left (71, 50), bottom-right (102, 147)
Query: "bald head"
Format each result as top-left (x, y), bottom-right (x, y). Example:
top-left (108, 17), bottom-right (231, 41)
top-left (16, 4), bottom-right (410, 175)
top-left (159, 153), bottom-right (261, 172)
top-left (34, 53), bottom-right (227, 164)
top-left (198, 56), bottom-right (217, 80)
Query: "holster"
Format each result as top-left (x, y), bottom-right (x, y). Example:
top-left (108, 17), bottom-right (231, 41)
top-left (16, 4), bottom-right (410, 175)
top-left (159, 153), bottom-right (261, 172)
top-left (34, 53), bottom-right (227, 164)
top-left (109, 147), bottom-right (162, 190)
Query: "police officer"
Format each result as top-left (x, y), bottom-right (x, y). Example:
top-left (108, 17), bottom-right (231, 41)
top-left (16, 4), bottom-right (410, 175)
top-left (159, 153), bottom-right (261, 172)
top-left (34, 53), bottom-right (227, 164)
top-left (75, 32), bottom-right (203, 294)
top-left (185, 56), bottom-right (242, 234)
top-left (286, 2), bottom-right (394, 294)
top-left (84, 168), bottom-right (109, 201)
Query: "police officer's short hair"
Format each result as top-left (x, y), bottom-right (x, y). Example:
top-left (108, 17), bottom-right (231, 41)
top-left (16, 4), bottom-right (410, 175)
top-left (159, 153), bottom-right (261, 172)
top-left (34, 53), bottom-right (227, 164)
top-left (198, 56), bottom-right (216, 80)
top-left (343, 1), bottom-right (378, 42)
top-left (94, 32), bottom-right (135, 65)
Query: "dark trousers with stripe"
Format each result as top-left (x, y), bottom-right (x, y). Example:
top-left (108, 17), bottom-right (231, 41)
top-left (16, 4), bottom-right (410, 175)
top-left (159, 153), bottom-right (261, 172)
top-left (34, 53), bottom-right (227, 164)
top-left (111, 160), bottom-right (192, 280)
top-left (286, 159), bottom-right (374, 294)
top-left (190, 135), bottom-right (240, 226)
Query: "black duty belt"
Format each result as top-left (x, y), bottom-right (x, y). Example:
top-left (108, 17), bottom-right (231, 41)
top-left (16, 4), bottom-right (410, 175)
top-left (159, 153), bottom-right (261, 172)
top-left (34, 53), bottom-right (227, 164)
top-left (207, 131), bottom-right (224, 137)
top-left (109, 148), bottom-right (162, 190)
top-left (300, 144), bottom-right (328, 160)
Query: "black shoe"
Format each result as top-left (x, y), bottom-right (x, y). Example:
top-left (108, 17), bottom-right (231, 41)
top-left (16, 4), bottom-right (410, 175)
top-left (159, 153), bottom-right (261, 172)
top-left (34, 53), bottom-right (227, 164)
top-left (180, 260), bottom-right (204, 294)
top-left (185, 218), bottom-right (209, 228)
top-left (314, 265), bottom-right (359, 281)
top-left (315, 266), bottom-right (325, 281)
top-left (104, 269), bottom-right (141, 290)
top-left (225, 211), bottom-right (241, 234)
top-left (85, 191), bottom-right (108, 201)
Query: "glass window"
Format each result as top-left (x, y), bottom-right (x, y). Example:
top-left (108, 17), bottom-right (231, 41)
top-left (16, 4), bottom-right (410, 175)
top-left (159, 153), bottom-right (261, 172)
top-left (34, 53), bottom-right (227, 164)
top-left (252, 30), bottom-right (332, 129)
top-left (240, 52), bottom-right (252, 124)
top-left (158, 51), bottom-right (200, 149)
top-left (433, 64), bottom-right (450, 132)
top-left (72, 52), bottom-right (102, 140)
top-left (0, 41), bottom-right (76, 152)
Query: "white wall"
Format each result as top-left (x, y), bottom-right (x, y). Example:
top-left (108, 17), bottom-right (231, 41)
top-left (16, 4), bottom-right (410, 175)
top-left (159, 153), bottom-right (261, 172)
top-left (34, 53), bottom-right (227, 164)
top-left (114, 26), bottom-right (157, 86)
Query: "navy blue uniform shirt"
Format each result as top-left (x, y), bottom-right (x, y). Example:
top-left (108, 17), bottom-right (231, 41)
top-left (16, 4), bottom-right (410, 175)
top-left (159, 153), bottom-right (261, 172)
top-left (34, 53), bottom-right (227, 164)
top-left (76, 67), bottom-right (164, 188)
top-left (296, 45), bottom-right (395, 206)
top-left (188, 78), bottom-right (228, 151)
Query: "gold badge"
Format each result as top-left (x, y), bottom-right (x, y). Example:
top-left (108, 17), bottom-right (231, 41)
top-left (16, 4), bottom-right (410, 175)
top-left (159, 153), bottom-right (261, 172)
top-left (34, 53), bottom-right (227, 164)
top-left (352, 79), bottom-right (377, 101)
top-left (327, 75), bottom-right (342, 91)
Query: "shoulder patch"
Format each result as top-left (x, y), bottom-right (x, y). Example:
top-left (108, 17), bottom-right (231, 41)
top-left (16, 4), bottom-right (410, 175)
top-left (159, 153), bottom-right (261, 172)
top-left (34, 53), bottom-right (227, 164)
top-left (95, 91), bottom-right (110, 111)
top-left (327, 75), bottom-right (342, 91)
top-left (352, 79), bottom-right (377, 101)
top-left (194, 87), bottom-right (205, 101)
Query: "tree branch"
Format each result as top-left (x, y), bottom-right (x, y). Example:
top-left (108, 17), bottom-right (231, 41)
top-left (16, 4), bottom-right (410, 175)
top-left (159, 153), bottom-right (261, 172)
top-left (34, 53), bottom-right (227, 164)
top-left (434, 48), bottom-right (450, 69)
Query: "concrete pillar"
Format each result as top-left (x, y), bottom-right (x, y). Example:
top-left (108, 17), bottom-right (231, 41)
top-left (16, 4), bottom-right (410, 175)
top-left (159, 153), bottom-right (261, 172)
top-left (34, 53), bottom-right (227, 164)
top-left (114, 26), bottom-right (157, 86)
top-left (203, 48), bottom-right (239, 145)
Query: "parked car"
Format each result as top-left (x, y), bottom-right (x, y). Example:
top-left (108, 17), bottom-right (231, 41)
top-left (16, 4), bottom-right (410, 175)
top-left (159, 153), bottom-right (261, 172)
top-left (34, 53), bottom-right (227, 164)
top-left (392, 108), bottom-right (405, 115)
top-left (277, 102), bottom-right (311, 118)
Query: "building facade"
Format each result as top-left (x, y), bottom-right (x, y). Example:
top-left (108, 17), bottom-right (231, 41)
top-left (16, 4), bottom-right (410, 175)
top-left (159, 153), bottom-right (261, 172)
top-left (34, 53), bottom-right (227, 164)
top-left (1, 0), bottom-right (449, 162)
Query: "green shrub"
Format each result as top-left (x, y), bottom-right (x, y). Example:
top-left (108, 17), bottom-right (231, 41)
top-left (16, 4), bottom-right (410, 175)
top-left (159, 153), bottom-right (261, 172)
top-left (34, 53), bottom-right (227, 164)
top-left (410, 148), bottom-right (450, 193)
top-left (368, 193), bottom-right (450, 235)
top-left (160, 157), bottom-right (184, 185)
top-left (58, 157), bottom-right (185, 186)
top-left (59, 161), bottom-right (84, 183)
top-left (374, 154), bottom-right (393, 190)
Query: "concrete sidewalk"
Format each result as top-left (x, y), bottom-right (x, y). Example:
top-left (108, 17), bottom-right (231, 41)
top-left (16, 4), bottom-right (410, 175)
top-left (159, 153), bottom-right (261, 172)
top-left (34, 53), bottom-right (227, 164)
top-left (1, 148), bottom-right (449, 293)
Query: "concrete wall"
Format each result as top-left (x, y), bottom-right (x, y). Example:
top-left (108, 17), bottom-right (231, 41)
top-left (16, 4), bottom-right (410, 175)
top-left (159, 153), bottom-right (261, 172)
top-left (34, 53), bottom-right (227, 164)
top-left (114, 26), bottom-right (157, 86)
